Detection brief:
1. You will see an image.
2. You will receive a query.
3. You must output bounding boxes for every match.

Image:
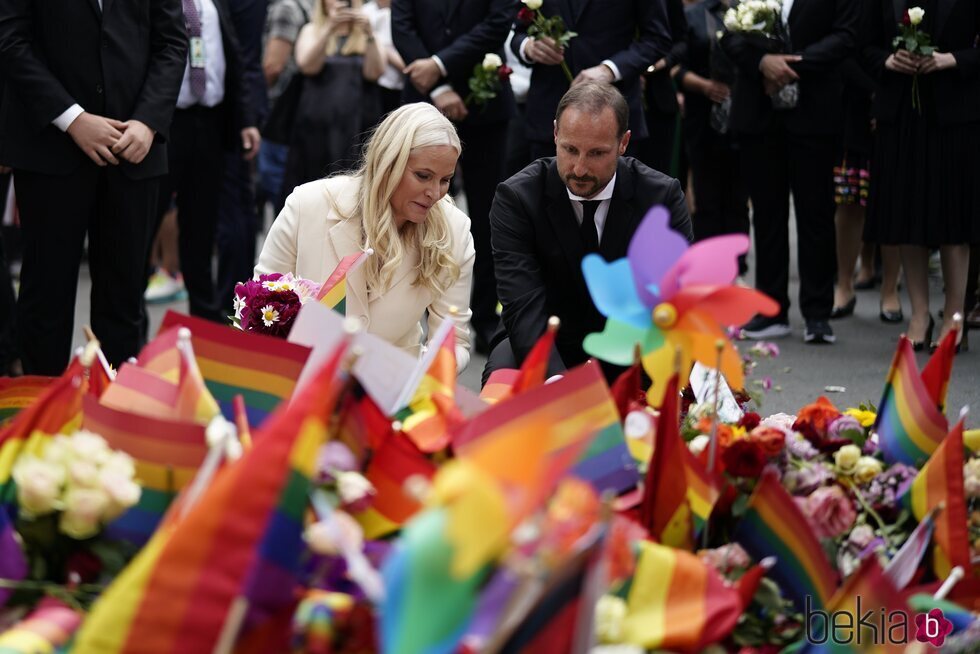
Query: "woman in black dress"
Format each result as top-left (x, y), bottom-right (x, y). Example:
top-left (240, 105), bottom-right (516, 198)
top-left (864, 0), bottom-right (980, 350)
top-left (285, 0), bottom-right (384, 195)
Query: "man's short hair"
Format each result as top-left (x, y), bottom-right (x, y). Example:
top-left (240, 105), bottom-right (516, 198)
top-left (555, 82), bottom-right (630, 138)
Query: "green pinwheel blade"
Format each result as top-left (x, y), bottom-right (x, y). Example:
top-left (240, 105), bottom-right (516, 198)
top-left (583, 319), bottom-right (659, 366)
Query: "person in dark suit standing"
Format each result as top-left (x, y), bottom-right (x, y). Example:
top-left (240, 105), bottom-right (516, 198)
top-left (511, 0), bottom-right (673, 161)
top-left (485, 83), bottom-right (691, 385)
top-left (638, 0), bottom-right (687, 177)
top-left (722, 0), bottom-right (858, 345)
top-left (392, 0), bottom-right (517, 354)
top-left (158, 0), bottom-right (262, 324)
top-left (0, 0), bottom-right (187, 374)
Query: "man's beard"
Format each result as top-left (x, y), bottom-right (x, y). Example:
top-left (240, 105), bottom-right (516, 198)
top-left (564, 174), bottom-right (602, 198)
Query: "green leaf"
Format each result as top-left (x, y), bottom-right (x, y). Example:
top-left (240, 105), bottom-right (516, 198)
top-left (920, 45), bottom-right (935, 55)
top-left (906, 36), bottom-right (917, 51)
top-left (840, 428), bottom-right (867, 449)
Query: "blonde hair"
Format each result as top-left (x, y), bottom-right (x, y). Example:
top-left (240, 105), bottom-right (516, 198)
top-left (313, 0), bottom-right (369, 56)
top-left (334, 104), bottom-right (462, 296)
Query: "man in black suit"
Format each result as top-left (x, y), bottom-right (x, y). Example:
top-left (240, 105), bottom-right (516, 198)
top-left (0, 0), bottom-right (187, 374)
top-left (392, 0), bottom-right (517, 354)
top-left (159, 0), bottom-right (261, 324)
top-left (722, 0), bottom-right (858, 344)
top-left (485, 82), bottom-right (691, 384)
top-left (512, 0), bottom-right (673, 161)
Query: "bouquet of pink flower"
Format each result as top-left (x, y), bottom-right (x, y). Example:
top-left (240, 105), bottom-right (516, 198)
top-left (232, 272), bottom-right (321, 338)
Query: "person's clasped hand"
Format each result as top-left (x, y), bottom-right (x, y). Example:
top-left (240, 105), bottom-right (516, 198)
top-left (66, 113), bottom-right (129, 166)
top-left (525, 35), bottom-right (564, 66)
top-left (759, 53), bottom-right (801, 88)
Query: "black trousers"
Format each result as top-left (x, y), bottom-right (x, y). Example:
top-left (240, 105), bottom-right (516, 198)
top-left (740, 121), bottom-right (837, 321)
top-left (157, 106), bottom-right (226, 323)
top-left (690, 135), bottom-right (750, 274)
top-left (15, 166), bottom-right (159, 374)
top-left (458, 120), bottom-right (508, 348)
top-left (216, 151), bottom-right (258, 318)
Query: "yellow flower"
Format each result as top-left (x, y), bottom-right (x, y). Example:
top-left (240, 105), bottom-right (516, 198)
top-left (854, 456), bottom-right (883, 484)
top-left (730, 425), bottom-right (747, 440)
top-left (845, 408), bottom-right (876, 428)
top-left (834, 444), bottom-right (861, 474)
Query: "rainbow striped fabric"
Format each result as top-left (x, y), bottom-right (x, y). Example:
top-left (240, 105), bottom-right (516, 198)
top-left (72, 341), bottom-right (349, 654)
top-left (479, 368), bottom-right (519, 405)
top-left (399, 325), bottom-right (460, 452)
top-left (477, 322), bottom-right (556, 405)
top-left (139, 311), bottom-right (311, 427)
top-left (621, 540), bottom-right (746, 651)
top-left (684, 447), bottom-right (722, 534)
top-left (900, 418), bottom-right (972, 578)
top-left (874, 336), bottom-right (949, 466)
top-left (0, 597), bottom-right (82, 652)
top-left (735, 469), bottom-right (839, 611)
top-left (82, 395), bottom-right (210, 544)
top-left (920, 327), bottom-right (957, 413)
top-left (457, 362), bottom-right (639, 496)
top-left (0, 376), bottom-right (53, 425)
top-left (640, 375), bottom-right (694, 550)
top-left (317, 251), bottom-right (370, 314)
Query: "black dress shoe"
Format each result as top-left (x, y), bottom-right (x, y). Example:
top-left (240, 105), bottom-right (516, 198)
top-left (879, 305), bottom-right (904, 323)
top-left (830, 296), bottom-right (856, 320)
top-left (909, 315), bottom-right (934, 352)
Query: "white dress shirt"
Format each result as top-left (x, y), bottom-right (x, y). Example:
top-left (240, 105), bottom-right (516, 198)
top-left (176, 0), bottom-right (227, 108)
top-left (567, 172), bottom-right (617, 243)
top-left (781, 0), bottom-right (795, 25)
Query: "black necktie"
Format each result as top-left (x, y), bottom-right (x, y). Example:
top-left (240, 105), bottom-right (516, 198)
top-left (579, 200), bottom-right (600, 253)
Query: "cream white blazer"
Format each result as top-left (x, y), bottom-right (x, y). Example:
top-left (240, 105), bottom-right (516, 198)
top-left (256, 176), bottom-right (475, 371)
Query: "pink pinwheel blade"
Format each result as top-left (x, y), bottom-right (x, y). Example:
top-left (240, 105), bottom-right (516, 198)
top-left (627, 205), bottom-right (688, 307)
top-left (671, 286), bottom-right (780, 327)
top-left (658, 234), bottom-right (750, 300)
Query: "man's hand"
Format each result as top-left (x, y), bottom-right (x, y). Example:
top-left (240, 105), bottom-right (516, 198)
top-left (885, 49), bottom-right (921, 74)
top-left (110, 120), bottom-right (155, 165)
top-left (66, 112), bottom-right (125, 166)
top-left (433, 89), bottom-right (468, 123)
top-left (241, 127), bottom-right (261, 161)
top-left (524, 36), bottom-right (564, 66)
top-left (919, 51), bottom-right (957, 74)
top-left (701, 80), bottom-right (731, 103)
top-left (760, 53), bottom-right (801, 87)
top-left (405, 58), bottom-right (442, 95)
top-left (573, 64), bottom-right (615, 86)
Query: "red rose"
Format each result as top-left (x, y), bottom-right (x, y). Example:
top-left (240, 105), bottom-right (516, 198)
top-left (902, 9), bottom-right (911, 25)
top-left (749, 426), bottom-right (785, 457)
top-left (738, 411), bottom-right (761, 431)
top-left (497, 64), bottom-right (513, 81)
top-left (517, 7), bottom-right (536, 23)
top-left (722, 439), bottom-right (767, 478)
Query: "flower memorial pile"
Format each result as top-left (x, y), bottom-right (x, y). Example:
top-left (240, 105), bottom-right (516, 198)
top-left (0, 207), bottom-right (978, 653)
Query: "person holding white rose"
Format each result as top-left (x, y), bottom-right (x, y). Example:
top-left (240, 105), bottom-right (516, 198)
top-left (863, 0), bottom-right (980, 353)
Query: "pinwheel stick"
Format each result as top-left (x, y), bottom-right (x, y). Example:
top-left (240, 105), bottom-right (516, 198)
top-left (705, 339), bottom-right (726, 475)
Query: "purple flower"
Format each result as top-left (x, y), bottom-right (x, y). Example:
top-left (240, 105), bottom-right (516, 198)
top-left (784, 462), bottom-right (833, 495)
top-left (785, 432), bottom-right (820, 460)
top-left (828, 415), bottom-right (862, 441)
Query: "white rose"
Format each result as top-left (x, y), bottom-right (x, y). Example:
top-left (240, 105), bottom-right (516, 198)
top-left (688, 434), bottom-right (711, 457)
top-left (908, 7), bottom-right (925, 26)
top-left (482, 53), bottom-right (503, 71)
top-left (522, 0), bottom-right (542, 10)
top-left (595, 595), bottom-right (628, 644)
top-left (60, 487), bottom-right (110, 539)
top-left (740, 13), bottom-right (755, 29)
top-left (100, 451), bottom-right (136, 478)
top-left (69, 430), bottom-right (110, 465)
top-left (12, 456), bottom-right (63, 516)
top-left (68, 459), bottom-right (101, 488)
top-left (853, 456), bottom-right (883, 484)
top-left (834, 444), bottom-right (862, 474)
top-left (42, 435), bottom-right (73, 465)
top-left (723, 9), bottom-right (739, 30)
top-left (100, 471), bottom-right (142, 521)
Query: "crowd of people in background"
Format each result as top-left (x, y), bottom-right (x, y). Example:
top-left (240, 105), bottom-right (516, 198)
top-left (0, 0), bottom-right (978, 378)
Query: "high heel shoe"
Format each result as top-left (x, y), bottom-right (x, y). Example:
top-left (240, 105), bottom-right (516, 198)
top-left (879, 303), bottom-right (904, 323)
top-left (830, 296), bottom-right (856, 320)
top-left (909, 315), bottom-right (934, 352)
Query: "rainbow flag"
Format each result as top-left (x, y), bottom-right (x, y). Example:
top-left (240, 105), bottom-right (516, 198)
top-left (139, 311), bottom-right (311, 427)
top-left (477, 321), bottom-right (557, 405)
top-left (683, 447), bottom-right (722, 534)
top-left (479, 368), bottom-right (519, 404)
top-left (0, 506), bottom-right (26, 606)
top-left (900, 418), bottom-right (972, 578)
top-left (82, 395), bottom-right (210, 544)
top-left (920, 327), bottom-right (957, 413)
top-left (72, 340), bottom-right (350, 654)
top-left (640, 374), bottom-right (694, 550)
top-left (0, 358), bottom-right (90, 507)
top-left (0, 376), bottom-right (53, 425)
top-left (735, 469), bottom-right (839, 611)
top-left (456, 362), bottom-right (639, 496)
top-left (353, 430), bottom-right (436, 539)
top-left (316, 251), bottom-right (371, 314)
top-left (399, 323), bottom-right (461, 452)
top-left (874, 336), bottom-right (948, 466)
top-left (621, 540), bottom-right (746, 652)
top-left (610, 360), bottom-right (644, 420)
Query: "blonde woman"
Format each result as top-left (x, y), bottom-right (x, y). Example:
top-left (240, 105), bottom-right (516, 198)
top-left (283, 0), bottom-right (386, 195)
top-left (257, 103), bottom-right (475, 370)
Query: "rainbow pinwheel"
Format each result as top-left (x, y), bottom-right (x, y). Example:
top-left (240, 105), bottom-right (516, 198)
top-left (582, 205), bottom-right (779, 405)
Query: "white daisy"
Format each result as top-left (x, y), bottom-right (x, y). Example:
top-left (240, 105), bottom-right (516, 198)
top-left (260, 305), bottom-right (280, 327)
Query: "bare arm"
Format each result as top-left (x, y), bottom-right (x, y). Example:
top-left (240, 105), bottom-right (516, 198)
top-left (294, 22), bottom-right (331, 76)
top-left (263, 37), bottom-right (294, 86)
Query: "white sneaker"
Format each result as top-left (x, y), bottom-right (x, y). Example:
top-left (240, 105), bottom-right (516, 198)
top-left (145, 269), bottom-right (187, 304)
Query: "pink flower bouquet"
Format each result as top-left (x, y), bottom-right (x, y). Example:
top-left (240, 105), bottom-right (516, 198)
top-left (232, 273), bottom-right (321, 338)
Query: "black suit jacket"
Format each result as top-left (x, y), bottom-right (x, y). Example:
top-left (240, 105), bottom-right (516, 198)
top-left (0, 0), bottom-right (187, 179)
top-left (644, 0), bottom-right (687, 117)
top-left (391, 0), bottom-right (516, 127)
top-left (490, 156), bottom-right (692, 375)
top-left (211, 0), bottom-right (258, 149)
top-left (864, 0), bottom-right (980, 126)
top-left (511, 0), bottom-right (673, 142)
top-left (721, 0), bottom-right (859, 136)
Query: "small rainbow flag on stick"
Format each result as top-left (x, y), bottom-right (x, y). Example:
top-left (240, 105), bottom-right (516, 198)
top-left (398, 320), bottom-right (461, 452)
top-left (874, 336), bottom-right (950, 466)
top-left (479, 318), bottom-right (559, 405)
top-left (316, 250), bottom-right (372, 315)
top-left (735, 469), bottom-right (839, 611)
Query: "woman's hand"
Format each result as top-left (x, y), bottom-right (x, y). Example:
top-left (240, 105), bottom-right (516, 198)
top-left (919, 51), bottom-right (957, 74)
top-left (885, 50), bottom-right (921, 75)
